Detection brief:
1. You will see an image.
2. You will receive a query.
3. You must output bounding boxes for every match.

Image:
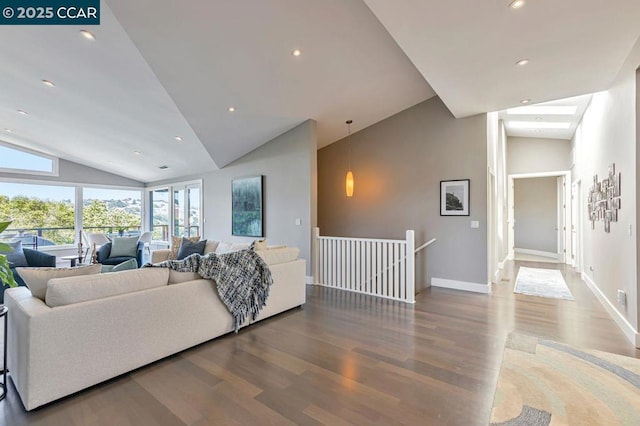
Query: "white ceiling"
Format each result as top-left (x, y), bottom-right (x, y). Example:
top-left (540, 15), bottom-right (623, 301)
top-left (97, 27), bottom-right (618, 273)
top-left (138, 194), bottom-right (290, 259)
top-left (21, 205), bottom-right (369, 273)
top-left (498, 94), bottom-right (592, 140)
top-left (363, 0), bottom-right (640, 118)
top-left (1, 0), bottom-right (640, 183)
top-left (0, 6), bottom-right (216, 183)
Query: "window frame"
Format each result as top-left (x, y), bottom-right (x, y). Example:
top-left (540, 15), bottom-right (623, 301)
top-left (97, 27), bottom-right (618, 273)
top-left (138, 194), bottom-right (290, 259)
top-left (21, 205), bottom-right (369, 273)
top-left (0, 176), bottom-right (144, 250)
top-left (0, 140), bottom-right (59, 177)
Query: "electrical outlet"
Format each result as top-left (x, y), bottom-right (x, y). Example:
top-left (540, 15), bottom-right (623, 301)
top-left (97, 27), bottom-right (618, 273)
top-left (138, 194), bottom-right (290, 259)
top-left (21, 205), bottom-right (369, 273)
top-left (617, 290), bottom-right (627, 306)
top-left (589, 266), bottom-right (594, 272)
top-left (295, 218), bottom-right (301, 226)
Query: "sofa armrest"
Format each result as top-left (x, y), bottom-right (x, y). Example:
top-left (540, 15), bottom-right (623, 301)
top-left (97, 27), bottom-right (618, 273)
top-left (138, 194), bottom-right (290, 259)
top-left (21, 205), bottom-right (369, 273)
top-left (151, 249), bottom-right (171, 263)
top-left (96, 243), bottom-right (112, 263)
top-left (136, 241), bottom-right (144, 267)
top-left (23, 249), bottom-right (56, 267)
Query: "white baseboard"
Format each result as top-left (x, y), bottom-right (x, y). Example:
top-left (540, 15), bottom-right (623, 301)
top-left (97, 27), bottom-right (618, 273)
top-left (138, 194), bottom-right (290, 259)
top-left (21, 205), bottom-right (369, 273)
top-left (431, 277), bottom-right (492, 294)
top-left (581, 272), bottom-right (639, 348)
top-left (305, 276), bottom-right (314, 285)
top-left (514, 248), bottom-right (560, 259)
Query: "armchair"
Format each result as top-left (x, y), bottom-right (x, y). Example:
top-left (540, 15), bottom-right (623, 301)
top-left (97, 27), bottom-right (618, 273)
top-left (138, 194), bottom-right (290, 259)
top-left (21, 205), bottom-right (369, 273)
top-left (1, 248), bottom-right (56, 302)
top-left (96, 241), bottom-right (144, 268)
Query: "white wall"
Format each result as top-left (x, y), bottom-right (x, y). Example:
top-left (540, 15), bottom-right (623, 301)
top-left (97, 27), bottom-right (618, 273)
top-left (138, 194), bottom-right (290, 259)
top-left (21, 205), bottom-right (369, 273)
top-left (148, 120), bottom-right (317, 276)
top-left (487, 114), bottom-right (509, 282)
top-left (507, 137), bottom-right (572, 175)
top-left (514, 177), bottom-right (558, 253)
top-left (572, 46), bottom-right (639, 343)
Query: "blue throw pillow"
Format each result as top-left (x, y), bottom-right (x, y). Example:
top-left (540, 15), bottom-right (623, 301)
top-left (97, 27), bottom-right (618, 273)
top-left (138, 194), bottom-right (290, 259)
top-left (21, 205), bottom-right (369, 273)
top-left (109, 237), bottom-right (138, 258)
top-left (177, 238), bottom-right (207, 260)
top-left (0, 241), bottom-right (28, 267)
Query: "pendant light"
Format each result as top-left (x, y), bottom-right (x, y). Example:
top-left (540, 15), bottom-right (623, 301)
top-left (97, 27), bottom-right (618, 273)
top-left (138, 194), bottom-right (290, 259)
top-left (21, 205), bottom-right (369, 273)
top-left (345, 120), bottom-right (354, 197)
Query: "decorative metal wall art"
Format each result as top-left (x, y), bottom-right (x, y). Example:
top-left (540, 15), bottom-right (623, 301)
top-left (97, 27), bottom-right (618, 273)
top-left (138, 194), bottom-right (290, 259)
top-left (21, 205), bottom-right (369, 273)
top-left (588, 163), bottom-right (621, 233)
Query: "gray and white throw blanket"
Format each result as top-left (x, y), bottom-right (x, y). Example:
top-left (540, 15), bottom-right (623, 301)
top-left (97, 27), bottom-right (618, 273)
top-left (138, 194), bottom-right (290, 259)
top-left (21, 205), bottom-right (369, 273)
top-left (146, 249), bottom-right (272, 333)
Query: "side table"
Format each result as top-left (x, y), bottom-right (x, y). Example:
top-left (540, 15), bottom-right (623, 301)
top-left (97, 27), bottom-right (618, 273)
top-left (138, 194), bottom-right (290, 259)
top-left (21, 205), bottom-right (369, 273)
top-left (60, 255), bottom-right (82, 267)
top-left (0, 305), bottom-right (7, 401)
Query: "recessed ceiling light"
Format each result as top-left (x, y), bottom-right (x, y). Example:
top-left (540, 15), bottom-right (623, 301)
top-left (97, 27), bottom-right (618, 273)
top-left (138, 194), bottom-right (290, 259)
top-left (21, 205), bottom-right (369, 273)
top-left (134, 151), bottom-right (141, 155)
top-left (292, 49), bottom-right (302, 57)
top-left (509, 0), bottom-right (525, 9)
top-left (158, 165), bottom-right (169, 170)
top-left (228, 107), bottom-right (236, 112)
top-left (520, 99), bottom-right (531, 104)
top-left (174, 136), bottom-right (183, 142)
top-left (79, 30), bottom-right (95, 40)
top-left (508, 121), bottom-right (571, 130)
top-left (507, 105), bottom-right (578, 115)
top-left (42, 80), bottom-right (55, 88)
top-left (515, 59), bottom-right (529, 66)
top-left (17, 109), bottom-right (28, 115)
top-left (4, 128), bottom-right (12, 133)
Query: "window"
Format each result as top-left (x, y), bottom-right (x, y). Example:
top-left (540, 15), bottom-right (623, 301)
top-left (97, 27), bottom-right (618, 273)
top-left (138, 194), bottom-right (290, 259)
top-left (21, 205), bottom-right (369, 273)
top-left (83, 187), bottom-right (142, 238)
top-left (147, 181), bottom-right (202, 242)
top-left (0, 141), bottom-right (58, 176)
top-left (0, 182), bottom-right (75, 246)
top-left (149, 188), bottom-right (169, 241)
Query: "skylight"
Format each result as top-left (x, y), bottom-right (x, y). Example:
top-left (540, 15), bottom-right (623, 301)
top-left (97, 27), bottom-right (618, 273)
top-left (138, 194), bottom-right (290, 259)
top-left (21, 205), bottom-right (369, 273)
top-left (508, 121), bottom-right (572, 130)
top-left (0, 142), bottom-right (58, 175)
top-left (507, 106), bottom-right (578, 115)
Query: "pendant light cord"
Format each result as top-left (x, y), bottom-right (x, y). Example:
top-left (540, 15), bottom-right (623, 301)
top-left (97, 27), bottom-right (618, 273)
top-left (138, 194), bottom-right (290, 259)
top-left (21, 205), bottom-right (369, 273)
top-left (346, 119), bottom-right (352, 170)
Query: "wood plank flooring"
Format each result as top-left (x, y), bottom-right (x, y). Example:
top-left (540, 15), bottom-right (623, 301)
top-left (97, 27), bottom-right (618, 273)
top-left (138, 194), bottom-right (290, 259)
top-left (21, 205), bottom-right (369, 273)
top-left (1, 261), bottom-right (637, 425)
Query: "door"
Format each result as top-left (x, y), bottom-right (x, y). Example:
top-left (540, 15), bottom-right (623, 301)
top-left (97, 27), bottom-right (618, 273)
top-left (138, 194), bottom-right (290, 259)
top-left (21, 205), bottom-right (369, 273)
top-left (571, 181), bottom-right (581, 271)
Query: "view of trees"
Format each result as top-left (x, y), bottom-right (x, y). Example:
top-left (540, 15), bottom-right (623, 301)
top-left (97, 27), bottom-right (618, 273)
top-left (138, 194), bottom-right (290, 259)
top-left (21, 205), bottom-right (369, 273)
top-left (0, 196), bottom-right (141, 245)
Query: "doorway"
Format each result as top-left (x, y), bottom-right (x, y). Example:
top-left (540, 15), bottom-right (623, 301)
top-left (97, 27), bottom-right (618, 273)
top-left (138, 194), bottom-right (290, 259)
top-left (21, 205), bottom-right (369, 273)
top-left (571, 180), bottom-right (582, 272)
top-left (508, 171), bottom-right (571, 264)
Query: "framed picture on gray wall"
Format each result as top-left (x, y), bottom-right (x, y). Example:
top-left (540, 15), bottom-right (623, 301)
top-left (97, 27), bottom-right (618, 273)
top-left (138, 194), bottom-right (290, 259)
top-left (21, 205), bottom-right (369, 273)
top-left (440, 179), bottom-right (470, 216)
top-left (232, 175), bottom-right (264, 237)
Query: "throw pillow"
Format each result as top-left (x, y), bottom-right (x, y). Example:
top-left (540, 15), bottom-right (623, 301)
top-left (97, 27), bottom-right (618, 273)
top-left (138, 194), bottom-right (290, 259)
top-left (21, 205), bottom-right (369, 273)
top-left (169, 236), bottom-right (200, 260)
top-left (109, 237), bottom-right (139, 258)
top-left (0, 241), bottom-right (28, 267)
top-left (111, 258), bottom-right (138, 273)
top-left (16, 264), bottom-right (102, 300)
top-left (177, 238), bottom-right (207, 260)
top-left (215, 241), bottom-right (234, 254)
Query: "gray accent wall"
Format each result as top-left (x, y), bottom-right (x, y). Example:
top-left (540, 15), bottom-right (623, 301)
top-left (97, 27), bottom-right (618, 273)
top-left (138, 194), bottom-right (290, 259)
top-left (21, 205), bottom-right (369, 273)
top-left (514, 177), bottom-right (558, 253)
top-left (148, 120), bottom-right (317, 276)
top-left (507, 137), bottom-right (572, 175)
top-left (0, 158), bottom-right (144, 187)
top-left (317, 97), bottom-right (487, 288)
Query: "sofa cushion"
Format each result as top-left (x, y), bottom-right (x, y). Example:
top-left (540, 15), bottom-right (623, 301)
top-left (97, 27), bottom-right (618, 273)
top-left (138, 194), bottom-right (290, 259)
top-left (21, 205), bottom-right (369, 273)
top-left (253, 239), bottom-right (267, 251)
top-left (45, 268), bottom-right (170, 307)
top-left (109, 237), bottom-right (138, 258)
top-left (168, 270), bottom-right (202, 284)
top-left (1, 241), bottom-right (28, 267)
top-left (169, 236), bottom-right (200, 260)
top-left (177, 238), bottom-right (207, 260)
top-left (215, 242), bottom-right (251, 254)
top-left (256, 247), bottom-right (300, 266)
top-left (16, 264), bottom-right (102, 300)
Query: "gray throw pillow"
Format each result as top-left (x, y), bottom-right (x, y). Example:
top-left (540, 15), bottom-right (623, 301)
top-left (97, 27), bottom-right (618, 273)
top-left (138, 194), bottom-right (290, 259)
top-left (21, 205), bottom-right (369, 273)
top-left (102, 258), bottom-right (138, 273)
top-left (0, 241), bottom-right (28, 267)
top-left (177, 238), bottom-right (207, 260)
top-left (109, 237), bottom-right (138, 258)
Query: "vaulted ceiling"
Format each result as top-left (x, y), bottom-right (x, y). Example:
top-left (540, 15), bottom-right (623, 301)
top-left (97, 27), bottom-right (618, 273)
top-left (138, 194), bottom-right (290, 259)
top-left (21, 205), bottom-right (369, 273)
top-left (0, 0), bottom-right (638, 183)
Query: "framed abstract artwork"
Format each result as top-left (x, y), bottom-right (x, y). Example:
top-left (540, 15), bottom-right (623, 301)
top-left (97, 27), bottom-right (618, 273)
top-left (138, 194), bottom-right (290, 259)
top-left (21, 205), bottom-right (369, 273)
top-left (232, 175), bottom-right (264, 237)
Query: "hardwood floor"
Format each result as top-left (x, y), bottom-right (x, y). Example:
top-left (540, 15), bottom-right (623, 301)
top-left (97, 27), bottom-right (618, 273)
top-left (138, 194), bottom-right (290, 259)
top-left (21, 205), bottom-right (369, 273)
top-left (1, 261), bottom-right (637, 425)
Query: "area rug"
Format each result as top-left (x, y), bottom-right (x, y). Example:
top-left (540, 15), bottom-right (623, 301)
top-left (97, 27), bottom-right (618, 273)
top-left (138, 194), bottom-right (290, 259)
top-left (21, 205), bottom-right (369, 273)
top-left (514, 267), bottom-right (574, 300)
top-left (490, 333), bottom-right (640, 425)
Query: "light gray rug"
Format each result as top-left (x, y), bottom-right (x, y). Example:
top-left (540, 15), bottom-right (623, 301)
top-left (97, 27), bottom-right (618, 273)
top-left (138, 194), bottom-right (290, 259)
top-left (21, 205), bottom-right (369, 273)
top-left (514, 267), bottom-right (574, 301)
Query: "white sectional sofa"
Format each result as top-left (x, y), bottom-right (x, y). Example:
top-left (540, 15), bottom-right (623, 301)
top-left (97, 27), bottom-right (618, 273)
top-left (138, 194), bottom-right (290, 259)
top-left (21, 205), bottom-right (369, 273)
top-left (5, 246), bottom-right (305, 411)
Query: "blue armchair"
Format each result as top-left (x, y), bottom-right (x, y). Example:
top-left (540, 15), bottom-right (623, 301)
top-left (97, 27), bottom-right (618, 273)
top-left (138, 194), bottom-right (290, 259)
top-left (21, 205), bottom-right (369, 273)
top-left (96, 241), bottom-right (144, 268)
top-left (1, 248), bottom-right (56, 302)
